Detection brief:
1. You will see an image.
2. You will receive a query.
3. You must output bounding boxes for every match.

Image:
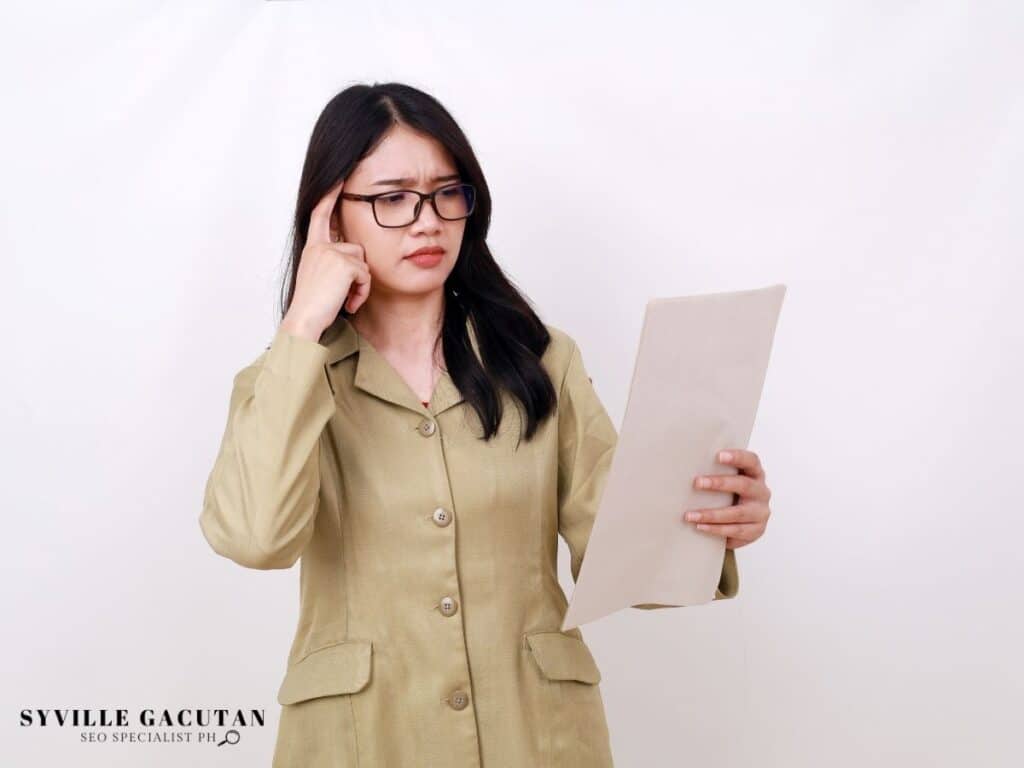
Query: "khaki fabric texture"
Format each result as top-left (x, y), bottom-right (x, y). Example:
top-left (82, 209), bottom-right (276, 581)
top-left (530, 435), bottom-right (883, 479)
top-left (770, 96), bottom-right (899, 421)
top-left (200, 315), bottom-right (739, 767)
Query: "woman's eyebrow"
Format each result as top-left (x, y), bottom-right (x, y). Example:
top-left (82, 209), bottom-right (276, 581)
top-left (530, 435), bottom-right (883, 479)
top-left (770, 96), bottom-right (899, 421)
top-left (371, 173), bottom-right (461, 187)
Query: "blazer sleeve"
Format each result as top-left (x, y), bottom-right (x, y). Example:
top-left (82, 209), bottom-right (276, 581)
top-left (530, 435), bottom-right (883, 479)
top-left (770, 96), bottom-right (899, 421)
top-left (199, 327), bottom-right (336, 570)
top-left (556, 338), bottom-right (740, 608)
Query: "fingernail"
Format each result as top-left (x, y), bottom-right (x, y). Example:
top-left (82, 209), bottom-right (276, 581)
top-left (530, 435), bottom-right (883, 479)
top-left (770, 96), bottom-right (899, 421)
top-left (719, 451), bottom-right (733, 462)
top-left (698, 477), bottom-right (711, 488)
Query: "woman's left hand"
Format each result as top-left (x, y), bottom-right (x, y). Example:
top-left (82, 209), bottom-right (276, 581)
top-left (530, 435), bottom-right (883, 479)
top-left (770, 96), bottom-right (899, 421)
top-left (682, 448), bottom-right (771, 550)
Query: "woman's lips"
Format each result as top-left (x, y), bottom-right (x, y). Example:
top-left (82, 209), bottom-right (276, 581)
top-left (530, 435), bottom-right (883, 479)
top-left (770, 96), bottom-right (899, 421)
top-left (405, 248), bottom-right (445, 267)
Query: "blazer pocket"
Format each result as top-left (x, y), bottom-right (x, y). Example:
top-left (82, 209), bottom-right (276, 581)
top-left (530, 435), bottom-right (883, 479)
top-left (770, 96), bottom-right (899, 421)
top-left (276, 639), bottom-right (373, 705)
top-left (524, 631), bottom-right (601, 684)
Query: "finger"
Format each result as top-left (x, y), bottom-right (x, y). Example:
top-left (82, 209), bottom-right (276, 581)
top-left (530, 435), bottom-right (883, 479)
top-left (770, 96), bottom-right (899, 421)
top-left (349, 259), bottom-right (371, 283)
top-left (346, 270), bottom-right (371, 313)
top-left (693, 473), bottom-right (768, 501)
top-left (347, 282), bottom-right (370, 314)
top-left (683, 502), bottom-right (762, 525)
top-left (694, 521), bottom-right (762, 539)
top-left (345, 241), bottom-right (367, 264)
top-left (718, 448), bottom-right (765, 481)
top-left (308, 179), bottom-right (346, 246)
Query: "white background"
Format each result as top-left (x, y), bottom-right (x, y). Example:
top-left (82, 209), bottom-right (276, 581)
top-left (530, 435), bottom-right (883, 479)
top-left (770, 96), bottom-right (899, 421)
top-left (3, 1), bottom-right (1022, 765)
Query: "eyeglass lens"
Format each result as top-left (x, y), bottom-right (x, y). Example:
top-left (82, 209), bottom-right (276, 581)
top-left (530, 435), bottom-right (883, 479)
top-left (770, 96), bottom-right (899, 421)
top-left (374, 183), bottom-right (475, 227)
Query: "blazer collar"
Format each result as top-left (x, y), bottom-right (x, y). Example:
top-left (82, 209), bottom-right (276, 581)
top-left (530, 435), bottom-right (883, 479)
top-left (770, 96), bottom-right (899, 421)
top-left (321, 314), bottom-right (478, 417)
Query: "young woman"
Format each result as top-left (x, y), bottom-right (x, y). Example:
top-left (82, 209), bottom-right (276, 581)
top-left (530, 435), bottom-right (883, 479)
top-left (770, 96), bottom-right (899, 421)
top-left (200, 82), bottom-right (772, 768)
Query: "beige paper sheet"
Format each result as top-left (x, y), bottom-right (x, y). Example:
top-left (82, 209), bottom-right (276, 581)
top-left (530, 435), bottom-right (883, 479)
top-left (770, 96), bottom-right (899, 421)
top-left (561, 283), bottom-right (786, 630)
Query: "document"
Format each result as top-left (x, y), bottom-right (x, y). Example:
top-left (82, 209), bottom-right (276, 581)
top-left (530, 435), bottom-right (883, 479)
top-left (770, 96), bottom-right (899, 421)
top-left (561, 283), bottom-right (786, 630)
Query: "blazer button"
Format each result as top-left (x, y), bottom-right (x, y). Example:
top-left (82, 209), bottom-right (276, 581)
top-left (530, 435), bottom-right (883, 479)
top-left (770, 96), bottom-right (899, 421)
top-left (418, 418), bottom-right (437, 436)
top-left (449, 690), bottom-right (470, 710)
top-left (439, 596), bottom-right (458, 616)
top-left (432, 507), bottom-right (452, 527)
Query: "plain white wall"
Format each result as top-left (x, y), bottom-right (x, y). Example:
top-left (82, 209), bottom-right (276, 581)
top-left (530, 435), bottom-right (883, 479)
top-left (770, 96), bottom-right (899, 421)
top-left (3, 1), bottom-right (1021, 765)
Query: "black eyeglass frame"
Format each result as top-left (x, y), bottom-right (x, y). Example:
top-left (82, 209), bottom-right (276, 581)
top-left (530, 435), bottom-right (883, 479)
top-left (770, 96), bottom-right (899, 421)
top-left (337, 182), bottom-right (477, 228)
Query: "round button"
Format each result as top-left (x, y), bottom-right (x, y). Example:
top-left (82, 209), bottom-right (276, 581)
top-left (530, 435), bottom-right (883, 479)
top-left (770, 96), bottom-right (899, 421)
top-left (432, 507), bottom-right (452, 527)
top-left (439, 596), bottom-right (458, 616)
top-left (418, 419), bottom-right (437, 436)
top-left (449, 690), bottom-right (469, 710)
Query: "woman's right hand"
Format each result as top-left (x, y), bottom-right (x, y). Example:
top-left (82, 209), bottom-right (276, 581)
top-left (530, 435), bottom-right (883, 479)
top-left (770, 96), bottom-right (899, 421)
top-left (281, 178), bottom-right (371, 341)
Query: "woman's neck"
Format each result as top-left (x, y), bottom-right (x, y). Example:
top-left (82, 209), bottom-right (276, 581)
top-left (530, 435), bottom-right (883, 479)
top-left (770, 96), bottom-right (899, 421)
top-left (348, 294), bottom-right (446, 363)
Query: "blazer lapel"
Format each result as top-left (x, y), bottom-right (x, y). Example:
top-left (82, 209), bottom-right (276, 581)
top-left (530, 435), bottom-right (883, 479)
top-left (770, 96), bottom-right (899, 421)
top-left (321, 314), bottom-right (476, 417)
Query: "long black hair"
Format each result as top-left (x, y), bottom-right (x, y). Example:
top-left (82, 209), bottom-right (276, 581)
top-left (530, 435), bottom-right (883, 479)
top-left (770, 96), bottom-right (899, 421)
top-left (279, 81), bottom-right (557, 442)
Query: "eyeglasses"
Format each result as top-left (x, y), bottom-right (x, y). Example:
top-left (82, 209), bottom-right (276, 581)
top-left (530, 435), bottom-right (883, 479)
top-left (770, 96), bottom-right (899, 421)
top-left (339, 182), bottom-right (477, 228)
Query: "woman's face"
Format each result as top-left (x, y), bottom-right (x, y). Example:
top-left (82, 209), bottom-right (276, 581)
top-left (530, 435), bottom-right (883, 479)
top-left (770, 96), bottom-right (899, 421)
top-left (331, 123), bottom-right (468, 301)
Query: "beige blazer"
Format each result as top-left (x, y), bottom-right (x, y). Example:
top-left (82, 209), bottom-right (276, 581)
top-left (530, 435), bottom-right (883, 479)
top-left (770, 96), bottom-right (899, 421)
top-left (199, 314), bottom-right (739, 767)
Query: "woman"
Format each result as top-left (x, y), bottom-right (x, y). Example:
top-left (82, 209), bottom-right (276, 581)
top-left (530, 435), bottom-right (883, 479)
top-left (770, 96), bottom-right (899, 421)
top-left (199, 82), bottom-right (772, 767)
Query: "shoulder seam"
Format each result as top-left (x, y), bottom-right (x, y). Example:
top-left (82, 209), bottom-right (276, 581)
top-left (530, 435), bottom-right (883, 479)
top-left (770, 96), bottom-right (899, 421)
top-left (557, 338), bottom-right (580, 400)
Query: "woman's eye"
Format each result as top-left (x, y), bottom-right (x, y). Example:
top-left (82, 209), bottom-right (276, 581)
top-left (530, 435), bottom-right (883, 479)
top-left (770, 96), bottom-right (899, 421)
top-left (379, 193), bottom-right (407, 206)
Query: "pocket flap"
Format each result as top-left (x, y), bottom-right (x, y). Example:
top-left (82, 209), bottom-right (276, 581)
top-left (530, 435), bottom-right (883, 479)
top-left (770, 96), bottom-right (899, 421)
top-left (277, 639), bottom-right (373, 705)
top-left (525, 631), bottom-right (601, 684)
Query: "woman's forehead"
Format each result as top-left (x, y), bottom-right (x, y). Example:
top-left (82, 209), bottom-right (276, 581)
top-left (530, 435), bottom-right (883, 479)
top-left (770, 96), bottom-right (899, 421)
top-left (352, 127), bottom-right (457, 186)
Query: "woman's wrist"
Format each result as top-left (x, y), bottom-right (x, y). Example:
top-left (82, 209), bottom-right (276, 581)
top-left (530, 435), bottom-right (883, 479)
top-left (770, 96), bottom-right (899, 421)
top-left (280, 312), bottom-right (326, 342)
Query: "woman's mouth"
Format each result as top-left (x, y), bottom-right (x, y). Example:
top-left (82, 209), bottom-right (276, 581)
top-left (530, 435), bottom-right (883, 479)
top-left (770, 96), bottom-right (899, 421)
top-left (404, 246), bottom-right (445, 268)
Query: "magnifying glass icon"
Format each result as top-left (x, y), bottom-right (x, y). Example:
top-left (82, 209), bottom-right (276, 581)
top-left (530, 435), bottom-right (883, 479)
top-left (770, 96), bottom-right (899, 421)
top-left (217, 729), bottom-right (241, 747)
